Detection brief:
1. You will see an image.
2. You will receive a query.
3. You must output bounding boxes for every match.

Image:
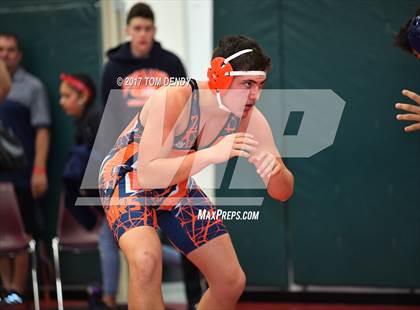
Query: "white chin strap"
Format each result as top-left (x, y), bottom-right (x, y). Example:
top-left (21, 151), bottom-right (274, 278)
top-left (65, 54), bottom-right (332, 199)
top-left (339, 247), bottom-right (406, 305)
top-left (216, 91), bottom-right (231, 112)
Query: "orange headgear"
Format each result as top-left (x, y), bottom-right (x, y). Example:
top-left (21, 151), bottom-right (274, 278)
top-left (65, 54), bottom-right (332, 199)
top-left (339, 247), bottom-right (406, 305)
top-left (207, 49), bottom-right (266, 112)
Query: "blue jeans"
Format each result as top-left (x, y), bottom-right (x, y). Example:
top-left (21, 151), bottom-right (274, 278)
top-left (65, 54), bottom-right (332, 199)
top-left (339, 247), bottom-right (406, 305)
top-left (98, 221), bottom-right (120, 295)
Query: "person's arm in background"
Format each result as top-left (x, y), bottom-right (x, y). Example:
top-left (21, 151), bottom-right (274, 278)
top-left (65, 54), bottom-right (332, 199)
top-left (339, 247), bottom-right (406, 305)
top-left (395, 89), bottom-right (420, 132)
top-left (167, 53), bottom-right (187, 79)
top-left (173, 57), bottom-right (187, 78)
top-left (86, 105), bottom-right (104, 148)
top-left (30, 83), bottom-right (51, 198)
top-left (0, 60), bottom-right (11, 102)
top-left (32, 127), bottom-right (49, 198)
top-left (77, 104), bottom-right (103, 204)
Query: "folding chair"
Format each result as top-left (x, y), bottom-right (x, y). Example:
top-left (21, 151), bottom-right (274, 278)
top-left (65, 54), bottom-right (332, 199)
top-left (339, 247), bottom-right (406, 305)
top-left (52, 192), bottom-right (101, 310)
top-left (0, 182), bottom-right (40, 310)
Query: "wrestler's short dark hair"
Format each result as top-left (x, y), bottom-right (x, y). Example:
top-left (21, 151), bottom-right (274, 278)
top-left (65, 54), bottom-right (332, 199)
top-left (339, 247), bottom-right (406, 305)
top-left (126, 2), bottom-right (154, 25)
top-left (212, 35), bottom-right (271, 72)
top-left (0, 32), bottom-right (22, 52)
top-left (394, 8), bottom-right (420, 54)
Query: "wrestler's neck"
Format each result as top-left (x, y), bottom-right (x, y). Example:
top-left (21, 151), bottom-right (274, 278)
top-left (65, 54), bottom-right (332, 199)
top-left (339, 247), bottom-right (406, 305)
top-left (197, 80), bottom-right (230, 117)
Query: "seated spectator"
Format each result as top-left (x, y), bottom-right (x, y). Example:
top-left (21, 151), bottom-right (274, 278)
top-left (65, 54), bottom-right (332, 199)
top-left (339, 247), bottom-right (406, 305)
top-left (59, 73), bottom-right (102, 229)
top-left (59, 73), bottom-right (119, 309)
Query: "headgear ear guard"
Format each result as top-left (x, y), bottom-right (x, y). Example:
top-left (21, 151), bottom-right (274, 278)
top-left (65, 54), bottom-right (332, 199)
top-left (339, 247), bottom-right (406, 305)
top-left (207, 49), bottom-right (266, 112)
top-left (408, 15), bottom-right (420, 53)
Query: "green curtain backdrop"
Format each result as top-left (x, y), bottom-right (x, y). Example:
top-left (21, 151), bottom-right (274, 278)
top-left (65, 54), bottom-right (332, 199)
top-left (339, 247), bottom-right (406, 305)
top-left (214, 0), bottom-right (420, 288)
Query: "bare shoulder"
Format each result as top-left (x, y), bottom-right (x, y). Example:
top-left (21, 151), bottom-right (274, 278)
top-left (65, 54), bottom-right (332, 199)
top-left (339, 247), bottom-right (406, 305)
top-left (140, 84), bottom-right (192, 130)
top-left (241, 106), bottom-right (271, 134)
top-left (166, 83), bottom-right (192, 109)
top-left (243, 106), bottom-right (279, 154)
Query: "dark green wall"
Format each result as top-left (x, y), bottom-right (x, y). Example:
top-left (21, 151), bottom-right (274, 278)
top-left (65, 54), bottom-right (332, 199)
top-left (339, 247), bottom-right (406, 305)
top-left (0, 0), bottom-right (102, 284)
top-left (215, 0), bottom-right (420, 288)
top-left (215, 0), bottom-right (289, 288)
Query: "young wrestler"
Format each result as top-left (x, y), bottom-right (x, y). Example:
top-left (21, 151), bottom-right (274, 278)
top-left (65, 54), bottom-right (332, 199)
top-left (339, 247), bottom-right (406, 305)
top-left (99, 35), bottom-right (294, 309)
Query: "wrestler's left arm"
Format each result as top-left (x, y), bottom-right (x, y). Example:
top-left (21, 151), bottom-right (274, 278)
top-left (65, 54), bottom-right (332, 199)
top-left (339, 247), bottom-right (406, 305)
top-left (243, 107), bottom-right (294, 202)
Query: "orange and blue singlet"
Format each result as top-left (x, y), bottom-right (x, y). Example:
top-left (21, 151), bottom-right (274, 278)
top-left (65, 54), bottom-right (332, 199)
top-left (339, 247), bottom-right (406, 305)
top-left (99, 79), bottom-right (239, 254)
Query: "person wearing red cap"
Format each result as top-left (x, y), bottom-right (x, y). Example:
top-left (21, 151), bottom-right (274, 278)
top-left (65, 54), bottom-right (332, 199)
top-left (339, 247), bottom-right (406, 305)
top-left (59, 73), bottom-right (121, 309)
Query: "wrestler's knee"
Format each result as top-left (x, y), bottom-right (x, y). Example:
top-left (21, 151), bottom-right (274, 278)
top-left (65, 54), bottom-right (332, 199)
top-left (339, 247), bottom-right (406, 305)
top-left (125, 249), bottom-right (161, 287)
top-left (210, 266), bottom-right (246, 301)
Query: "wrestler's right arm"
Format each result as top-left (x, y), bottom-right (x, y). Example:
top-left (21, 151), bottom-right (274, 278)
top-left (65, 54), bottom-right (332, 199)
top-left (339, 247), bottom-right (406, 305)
top-left (137, 87), bottom-right (258, 189)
